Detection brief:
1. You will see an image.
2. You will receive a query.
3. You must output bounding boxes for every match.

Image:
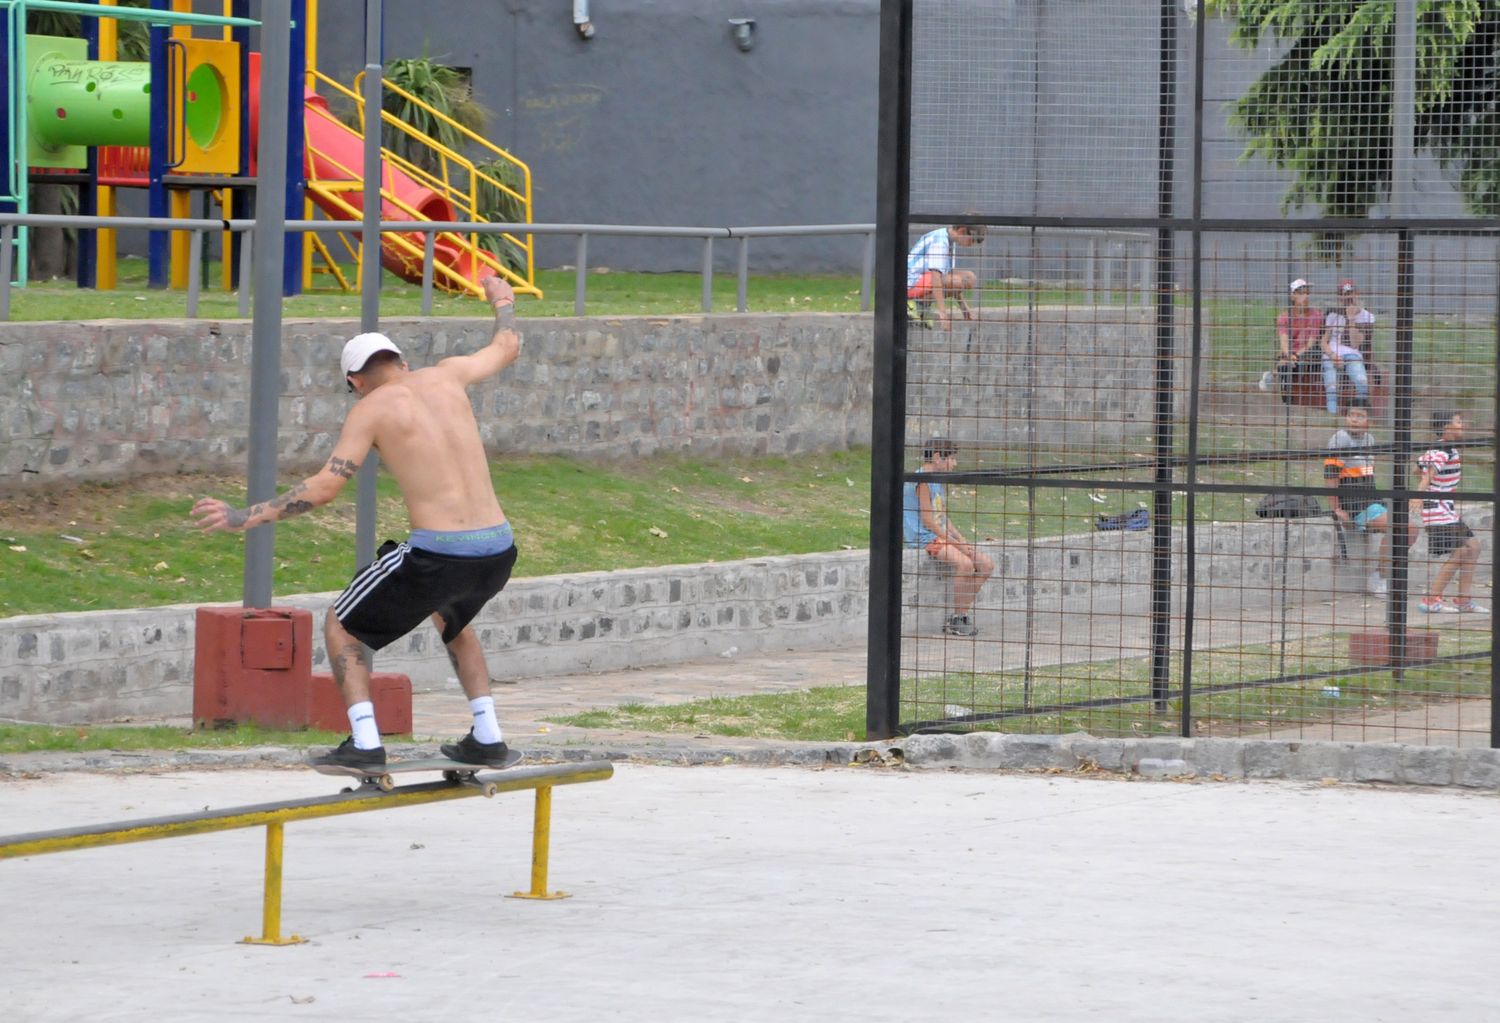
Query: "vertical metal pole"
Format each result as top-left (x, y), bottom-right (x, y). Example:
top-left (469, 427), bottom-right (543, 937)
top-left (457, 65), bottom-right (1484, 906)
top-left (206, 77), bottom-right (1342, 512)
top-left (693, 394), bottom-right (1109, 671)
top-left (866, 0), bottom-right (913, 740)
top-left (355, 0), bottom-right (383, 572)
top-left (507, 787), bottom-right (569, 900)
top-left (237, 232), bottom-right (252, 318)
top-left (147, 7), bottom-right (170, 289)
top-left (1178, 0), bottom-right (1206, 737)
top-left (1387, 231), bottom-right (1415, 687)
top-left (701, 237), bottom-right (714, 312)
top-left (1387, 0), bottom-right (1417, 695)
top-left (860, 230), bottom-right (875, 312)
top-left (243, 0), bottom-right (294, 609)
top-left (260, 821), bottom-right (285, 941)
top-left (240, 821), bottom-right (304, 945)
top-left (1149, 0), bottom-right (1178, 711)
top-left (736, 236), bottom-right (749, 312)
top-left (420, 229), bottom-right (435, 315)
top-left (574, 234), bottom-right (587, 316)
top-left (0, 225), bottom-right (12, 322)
top-left (1391, 0), bottom-right (1416, 220)
top-left (282, 0), bottom-right (308, 297)
top-left (1492, 248), bottom-right (1499, 748)
top-left (186, 229), bottom-right (202, 318)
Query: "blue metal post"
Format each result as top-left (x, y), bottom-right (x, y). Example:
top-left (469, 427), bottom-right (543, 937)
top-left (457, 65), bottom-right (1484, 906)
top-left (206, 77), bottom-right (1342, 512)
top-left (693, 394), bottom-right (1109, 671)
top-left (147, 0), bottom-right (169, 288)
top-left (0, 4), bottom-right (13, 222)
top-left (76, 13), bottom-right (98, 288)
top-left (281, 0), bottom-right (306, 296)
top-left (229, 0), bottom-right (251, 288)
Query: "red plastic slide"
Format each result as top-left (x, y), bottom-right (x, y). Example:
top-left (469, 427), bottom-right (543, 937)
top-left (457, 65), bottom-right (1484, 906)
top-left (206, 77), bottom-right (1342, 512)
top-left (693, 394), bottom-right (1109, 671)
top-left (247, 54), bottom-right (489, 289)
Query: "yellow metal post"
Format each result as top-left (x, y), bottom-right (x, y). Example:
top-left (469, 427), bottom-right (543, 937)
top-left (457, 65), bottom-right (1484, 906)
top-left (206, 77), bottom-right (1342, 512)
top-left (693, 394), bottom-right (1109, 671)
top-left (508, 786), bottom-right (569, 900)
top-left (241, 822), bottom-right (305, 945)
top-left (96, 0), bottom-right (120, 291)
top-left (169, 189), bottom-right (193, 289)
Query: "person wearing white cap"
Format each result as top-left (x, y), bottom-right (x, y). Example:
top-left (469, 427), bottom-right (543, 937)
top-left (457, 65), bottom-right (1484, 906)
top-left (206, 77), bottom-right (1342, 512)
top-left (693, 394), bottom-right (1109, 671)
top-left (191, 276), bottom-right (527, 770)
top-left (1269, 278), bottom-right (1322, 401)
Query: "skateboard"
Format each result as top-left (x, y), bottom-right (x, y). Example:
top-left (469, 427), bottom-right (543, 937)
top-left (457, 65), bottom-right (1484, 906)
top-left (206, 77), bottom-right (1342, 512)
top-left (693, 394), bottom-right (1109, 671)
top-left (312, 750), bottom-right (524, 794)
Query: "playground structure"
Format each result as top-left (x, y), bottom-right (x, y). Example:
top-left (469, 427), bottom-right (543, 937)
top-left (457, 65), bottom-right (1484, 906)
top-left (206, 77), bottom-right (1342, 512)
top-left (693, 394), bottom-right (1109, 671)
top-left (0, 0), bottom-right (539, 298)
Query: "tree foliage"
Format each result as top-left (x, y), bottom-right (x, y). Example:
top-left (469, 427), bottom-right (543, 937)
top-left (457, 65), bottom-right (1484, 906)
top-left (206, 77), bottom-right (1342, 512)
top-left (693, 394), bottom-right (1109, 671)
top-left (1214, 0), bottom-right (1500, 218)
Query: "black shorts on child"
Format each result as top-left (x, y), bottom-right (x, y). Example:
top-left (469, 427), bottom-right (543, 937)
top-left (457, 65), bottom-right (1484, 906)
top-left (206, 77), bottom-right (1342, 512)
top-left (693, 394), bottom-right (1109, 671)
top-left (333, 539), bottom-right (519, 650)
top-left (1427, 521), bottom-right (1474, 559)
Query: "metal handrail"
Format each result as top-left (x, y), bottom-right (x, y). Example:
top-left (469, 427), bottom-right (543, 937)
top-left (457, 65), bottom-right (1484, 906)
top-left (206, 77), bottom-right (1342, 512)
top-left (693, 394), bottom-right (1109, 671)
top-left (0, 213), bottom-right (879, 320)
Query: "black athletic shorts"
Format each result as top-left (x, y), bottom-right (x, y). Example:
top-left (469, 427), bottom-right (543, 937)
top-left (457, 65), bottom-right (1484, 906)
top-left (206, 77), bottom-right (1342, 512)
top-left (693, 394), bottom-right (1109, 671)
top-left (1427, 521), bottom-right (1474, 559)
top-left (333, 539), bottom-right (519, 650)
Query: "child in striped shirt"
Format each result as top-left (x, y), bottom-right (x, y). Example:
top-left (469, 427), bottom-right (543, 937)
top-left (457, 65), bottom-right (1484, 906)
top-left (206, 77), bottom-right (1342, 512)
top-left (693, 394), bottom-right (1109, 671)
top-left (1412, 410), bottom-right (1487, 614)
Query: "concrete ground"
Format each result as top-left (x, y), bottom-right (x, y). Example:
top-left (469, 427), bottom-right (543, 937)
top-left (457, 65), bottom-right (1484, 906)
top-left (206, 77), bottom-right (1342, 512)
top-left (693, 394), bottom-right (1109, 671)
top-left (3, 765), bottom-right (1499, 1021)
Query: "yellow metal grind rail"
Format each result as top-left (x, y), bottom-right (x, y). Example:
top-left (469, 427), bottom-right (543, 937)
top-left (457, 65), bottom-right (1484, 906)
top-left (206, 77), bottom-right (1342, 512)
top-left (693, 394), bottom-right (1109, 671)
top-left (0, 760), bottom-right (612, 945)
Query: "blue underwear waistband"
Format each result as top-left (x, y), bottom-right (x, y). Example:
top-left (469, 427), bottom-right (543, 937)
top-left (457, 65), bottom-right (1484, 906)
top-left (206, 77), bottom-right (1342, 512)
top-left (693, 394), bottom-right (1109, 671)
top-left (409, 521), bottom-right (514, 557)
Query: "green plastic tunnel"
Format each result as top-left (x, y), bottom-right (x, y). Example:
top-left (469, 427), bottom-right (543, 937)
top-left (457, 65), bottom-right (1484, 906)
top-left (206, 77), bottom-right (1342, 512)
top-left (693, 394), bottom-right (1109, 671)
top-left (28, 53), bottom-right (152, 149)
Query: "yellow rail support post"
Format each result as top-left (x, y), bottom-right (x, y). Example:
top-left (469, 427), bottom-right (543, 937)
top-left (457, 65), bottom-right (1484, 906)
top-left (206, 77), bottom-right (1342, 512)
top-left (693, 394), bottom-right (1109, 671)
top-left (508, 785), bottom-right (568, 900)
top-left (0, 761), bottom-right (612, 944)
top-left (242, 821), bottom-right (304, 946)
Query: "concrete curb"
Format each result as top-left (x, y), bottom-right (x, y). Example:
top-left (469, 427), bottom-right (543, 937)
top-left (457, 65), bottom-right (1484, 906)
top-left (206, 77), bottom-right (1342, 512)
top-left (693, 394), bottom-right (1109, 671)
top-left (0, 740), bottom-right (866, 777)
top-left (6, 733), bottom-right (1500, 789)
top-left (893, 733), bottom-right (1500, 790)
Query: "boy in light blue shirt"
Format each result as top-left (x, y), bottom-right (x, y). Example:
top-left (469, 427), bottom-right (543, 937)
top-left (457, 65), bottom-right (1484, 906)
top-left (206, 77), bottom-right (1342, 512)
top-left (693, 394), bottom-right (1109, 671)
top-left (903, 437), bottom-right (994, 636)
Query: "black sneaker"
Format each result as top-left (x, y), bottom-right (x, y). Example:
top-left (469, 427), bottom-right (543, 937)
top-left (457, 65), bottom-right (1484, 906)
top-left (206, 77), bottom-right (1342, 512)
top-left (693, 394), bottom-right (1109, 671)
top-left (943, 614), bottom-right (978, 637)
top-left (310, 736), bottom-right (387, 769)
top-left (442, 730), bottom-right (513, 768)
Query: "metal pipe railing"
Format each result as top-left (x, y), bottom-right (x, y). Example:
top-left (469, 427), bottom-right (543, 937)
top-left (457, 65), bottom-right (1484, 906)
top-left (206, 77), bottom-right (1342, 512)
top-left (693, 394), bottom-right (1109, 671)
top-left (0, 213), bottom-right (877, 319)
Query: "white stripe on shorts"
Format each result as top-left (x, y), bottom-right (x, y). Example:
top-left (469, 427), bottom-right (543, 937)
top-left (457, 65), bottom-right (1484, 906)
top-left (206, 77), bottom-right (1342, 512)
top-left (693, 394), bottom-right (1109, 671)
top-left (333, 542), bottom-right (410, 619)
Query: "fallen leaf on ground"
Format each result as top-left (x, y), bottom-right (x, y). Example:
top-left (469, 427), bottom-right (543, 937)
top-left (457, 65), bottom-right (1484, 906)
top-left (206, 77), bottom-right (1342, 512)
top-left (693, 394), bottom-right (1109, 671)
top-left (648, 526), bottom-right (669, 538)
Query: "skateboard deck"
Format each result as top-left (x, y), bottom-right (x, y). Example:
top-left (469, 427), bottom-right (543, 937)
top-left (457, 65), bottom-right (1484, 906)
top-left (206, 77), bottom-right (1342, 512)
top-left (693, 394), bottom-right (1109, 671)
top-left (312, 750), bottom-right (524, 793)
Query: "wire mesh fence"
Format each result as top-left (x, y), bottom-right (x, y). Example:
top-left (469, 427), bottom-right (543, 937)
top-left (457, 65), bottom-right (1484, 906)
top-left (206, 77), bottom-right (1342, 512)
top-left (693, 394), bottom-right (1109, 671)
top-left (871, 0), bottom-right (1499, 746)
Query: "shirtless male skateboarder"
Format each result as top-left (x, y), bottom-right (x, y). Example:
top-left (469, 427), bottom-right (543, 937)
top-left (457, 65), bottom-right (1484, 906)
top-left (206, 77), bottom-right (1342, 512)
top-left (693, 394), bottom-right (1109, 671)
top-left (190, 276), bottom-right (524, 769)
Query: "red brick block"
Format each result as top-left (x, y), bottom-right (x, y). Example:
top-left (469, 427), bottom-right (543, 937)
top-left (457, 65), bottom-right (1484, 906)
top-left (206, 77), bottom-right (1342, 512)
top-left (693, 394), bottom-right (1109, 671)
top-left (193, 607), bottom-right (313, 729)
top-left (306, 671), bottom-right (413, 735)
top-left (1348, 630), bottom-right (1439, 666)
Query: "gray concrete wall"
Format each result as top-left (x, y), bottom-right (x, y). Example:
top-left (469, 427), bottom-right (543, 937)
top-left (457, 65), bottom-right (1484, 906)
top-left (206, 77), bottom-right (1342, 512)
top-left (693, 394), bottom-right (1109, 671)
top-left (311, 0), bottom-right (880, 273)
top-left (0, 313), bottom-right (872, 493)
top-left (0, 550), bottom-right (869, 725)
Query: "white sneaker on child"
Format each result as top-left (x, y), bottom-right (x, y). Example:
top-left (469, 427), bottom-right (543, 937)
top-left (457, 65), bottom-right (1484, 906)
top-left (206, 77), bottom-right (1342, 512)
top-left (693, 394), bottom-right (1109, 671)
top-left (1258, 370), bottom-right (1274, 392)
top-left (1366, 572), bottom-right (1387, 596)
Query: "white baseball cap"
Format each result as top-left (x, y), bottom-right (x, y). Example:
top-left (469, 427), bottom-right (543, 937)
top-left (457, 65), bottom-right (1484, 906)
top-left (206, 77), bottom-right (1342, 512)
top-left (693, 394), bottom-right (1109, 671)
top-left (1289, 278), bottom-right (1309, 293)
top-left (341, 332), bottom-right (403, 376)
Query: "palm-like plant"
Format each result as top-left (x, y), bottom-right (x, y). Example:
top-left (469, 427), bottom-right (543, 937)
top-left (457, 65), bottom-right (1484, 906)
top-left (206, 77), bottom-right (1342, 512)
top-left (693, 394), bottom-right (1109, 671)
top-left (471, 158), bottom-right (527, 273)
top-left (379, 55), bottom-right (486, 174)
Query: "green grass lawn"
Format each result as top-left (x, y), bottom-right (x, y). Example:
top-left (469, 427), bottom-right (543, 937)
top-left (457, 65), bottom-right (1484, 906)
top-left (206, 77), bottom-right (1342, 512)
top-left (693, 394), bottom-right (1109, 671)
top-left (547, 634), bottom-right (1491, 742)
top-left (0, 451), bottom-right (874, 617)
top-left (4, 259), bottom-right (869, 320)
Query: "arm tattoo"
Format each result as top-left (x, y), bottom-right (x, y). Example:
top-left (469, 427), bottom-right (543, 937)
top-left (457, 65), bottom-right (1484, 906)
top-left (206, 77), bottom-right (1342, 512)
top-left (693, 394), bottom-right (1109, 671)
top-left (268, 482), bottom-right (313, 520)
top-left (327, 456), bottom-right (360, 479)
top-left (229, 482), bottom-right (314, 528)
top-left (493, 301), bottom-right (515, 331)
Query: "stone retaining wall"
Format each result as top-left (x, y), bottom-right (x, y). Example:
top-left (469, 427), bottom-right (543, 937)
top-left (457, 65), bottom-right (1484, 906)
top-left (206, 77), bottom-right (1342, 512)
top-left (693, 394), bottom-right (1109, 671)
top-left (0, 313), bottom-right (873, 493)
top-left (0, 550), bottom-right (868, 725)
top-left (904, 506), bottom-right (1494, 631)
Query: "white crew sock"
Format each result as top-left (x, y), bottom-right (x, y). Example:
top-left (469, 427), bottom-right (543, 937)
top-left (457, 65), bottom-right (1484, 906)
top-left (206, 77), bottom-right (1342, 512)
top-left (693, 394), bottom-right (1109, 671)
top-left (469, 696), bottom-right (503, 744)
top-left (348, 701), bottom-right (382, 749)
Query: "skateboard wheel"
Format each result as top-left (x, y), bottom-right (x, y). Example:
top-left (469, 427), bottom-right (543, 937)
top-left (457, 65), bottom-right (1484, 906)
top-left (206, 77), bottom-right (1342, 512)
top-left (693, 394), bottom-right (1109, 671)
top-left (376, 774), bottom-right (395, 792)
top-left (480, 782), bottom-right (499, 798)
